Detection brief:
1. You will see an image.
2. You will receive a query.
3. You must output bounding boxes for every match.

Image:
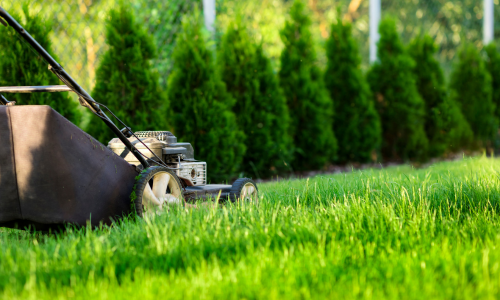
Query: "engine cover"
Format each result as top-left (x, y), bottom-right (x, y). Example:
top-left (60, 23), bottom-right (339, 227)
top-left (108, 131), bottom-right (205, 185)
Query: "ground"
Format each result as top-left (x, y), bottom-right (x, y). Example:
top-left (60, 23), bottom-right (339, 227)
top-left (1, 156), bottom-right (500, 299)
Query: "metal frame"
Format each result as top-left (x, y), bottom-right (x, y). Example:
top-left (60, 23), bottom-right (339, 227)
top-left (0, 6), bottom-right (150, 169)
top-left (0, 94), bottom-right (14, 106)
top-left (0, 85), bottom-right (73, 93)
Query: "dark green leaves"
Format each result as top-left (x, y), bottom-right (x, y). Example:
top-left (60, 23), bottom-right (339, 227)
top-left (87, 2), bottom-right (169, 144)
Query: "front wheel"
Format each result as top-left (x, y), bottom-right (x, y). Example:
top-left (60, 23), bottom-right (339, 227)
top-left (230, 178), bottom-right (258, 203)
top-left (133, 166), bottom-right (183, 216)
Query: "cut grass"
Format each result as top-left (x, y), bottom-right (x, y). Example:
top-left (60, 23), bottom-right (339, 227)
top-left (2, 156), bottom-right (500, 299)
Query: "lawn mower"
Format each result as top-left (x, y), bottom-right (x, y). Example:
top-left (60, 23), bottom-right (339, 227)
top-left (0, 7), bottom-right (257, 231)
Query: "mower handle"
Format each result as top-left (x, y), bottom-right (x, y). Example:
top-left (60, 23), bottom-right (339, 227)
top-left (0, 85), bottom-right (73, 93)
top-left (0, 94), bottom-right (14, 105)
top-left (0, 6), bottom-right (150, 169)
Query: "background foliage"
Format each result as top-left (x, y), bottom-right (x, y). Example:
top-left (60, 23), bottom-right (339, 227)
top-left (167, 13), bottom-right (246, 182)
top-left (324, 17), bottom-right (381, 163)
top-left (86, 3), bottom-right (169, 144)
top-left (2, 0), bottom-right (500, 179)
top-left (2, 0), bottom-right (496, 91)
top-left (485, 43), bottom-right (500, 121)
top-left (219, 21), bottom-right (292, 178)
top-left (450, 43), bottom-right (498, 146)
top-left (279, 0), bottom-right (337, 170)
top-left (408, 34), bottom-right (473, 156)
top-left (0, 5), bottom-right (81, 125)
top-left (367, 17), bottom-right (429, 161)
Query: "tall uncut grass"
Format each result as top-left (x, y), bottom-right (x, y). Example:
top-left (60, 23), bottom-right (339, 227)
top-left (2, 156), bottom-right (500, 299)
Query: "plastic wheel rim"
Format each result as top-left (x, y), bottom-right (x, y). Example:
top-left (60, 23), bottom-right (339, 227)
top-left (142, 171), bottom-right (182, 211)
top-left (240, 182), bottom-right (258, 202)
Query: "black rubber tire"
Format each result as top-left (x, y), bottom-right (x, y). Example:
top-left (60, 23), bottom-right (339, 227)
top-left (229, 178), bottom-right (258, 203)
top-left (133, 166), bottom-right (183, 217)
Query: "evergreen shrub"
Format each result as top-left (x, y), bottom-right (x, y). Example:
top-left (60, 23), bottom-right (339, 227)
top-left (324, 17), bottom-right (381, 163)
top-left (0, 6), bottom-right (81, 125)
top-left (279, 0), bottom-right (337, 170)
top-left (167, 13), bottom-right (246, 182)
top-left (87, 3), bottom-right (168, 144)
top-left (484, 43), bottom-right (500, 120)
top-left (450, 43), bottom-right (497, 145)
top-left (367, 17), bottom-right (428, 161)
top-left (408, 35), bottom-right (473, 155)
top-left (219, 21), bottom-right (292, 178)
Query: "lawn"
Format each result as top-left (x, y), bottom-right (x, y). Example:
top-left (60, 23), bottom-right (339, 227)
top-left (2, 156), bottom-right (500, 299)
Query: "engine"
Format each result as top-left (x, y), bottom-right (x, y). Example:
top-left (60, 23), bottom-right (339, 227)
top-left (108, 131), bottom-right (207, 186)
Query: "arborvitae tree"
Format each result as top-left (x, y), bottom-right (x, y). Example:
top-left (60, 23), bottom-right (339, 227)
top-left (484, 43), bottom-right (500, 120)
top-left (0, 6), bottom-right (81, 125)
top-left (367, 17), bottom-right (428, 161)
top-left (324, 18), bottom-right (381, 163)
top-left (87, 3), bottom-right (168, 144)
top-left (450, 43), bottom-right (497, 145)
top-left (408, 35), bottom-right (473, 155)
top-left (167, 14), bottom-right (246, 182)
top-left (219, 21), bottom-right (292, 178)
top-left (279, 0), bottom-right (337, 170)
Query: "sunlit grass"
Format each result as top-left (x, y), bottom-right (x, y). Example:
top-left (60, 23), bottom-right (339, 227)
top-left (2, 156), bottom-right (500, 299)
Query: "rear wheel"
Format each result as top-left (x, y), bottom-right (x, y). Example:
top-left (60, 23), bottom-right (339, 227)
top-left (133, 166), bottom-right (183, 216)
top-left (230, 178), bottom-right (258, 203)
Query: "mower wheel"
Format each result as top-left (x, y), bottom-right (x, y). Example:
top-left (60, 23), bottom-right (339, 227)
top-left (133, 166), bottom-right (183, 216)
top-left (230, 178), bottom-right (258, 203)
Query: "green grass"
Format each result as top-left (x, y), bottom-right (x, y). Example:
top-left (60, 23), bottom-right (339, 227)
top-left (2, 156), bottom-right (500, 299)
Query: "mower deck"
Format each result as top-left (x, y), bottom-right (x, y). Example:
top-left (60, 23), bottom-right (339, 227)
top-left (184, 184), bottom-right (232, 202)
